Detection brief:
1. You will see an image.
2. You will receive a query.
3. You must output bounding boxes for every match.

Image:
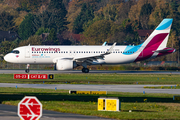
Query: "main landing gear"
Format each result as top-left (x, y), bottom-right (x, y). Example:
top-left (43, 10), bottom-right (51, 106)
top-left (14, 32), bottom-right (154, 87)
top-left (81, 62), bottom-right (89, 73)
top-left (82, 68), bottom-right (89, 73)
top-left (25, 64), bottom-right (30, 73)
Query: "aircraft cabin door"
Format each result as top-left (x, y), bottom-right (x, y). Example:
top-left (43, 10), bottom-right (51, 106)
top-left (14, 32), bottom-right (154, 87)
top-left (25, 47), bottom-right (30, 58)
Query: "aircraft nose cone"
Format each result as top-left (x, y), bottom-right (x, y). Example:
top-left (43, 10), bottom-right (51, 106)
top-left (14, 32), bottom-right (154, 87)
top-left (4, 54), bottom-right (11, 62)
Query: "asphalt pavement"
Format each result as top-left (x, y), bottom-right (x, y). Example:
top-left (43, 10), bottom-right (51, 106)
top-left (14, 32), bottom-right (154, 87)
top-left (0, 69), bottom-right (180, 74)
top-left (0, 104), bottom-right (112, 120)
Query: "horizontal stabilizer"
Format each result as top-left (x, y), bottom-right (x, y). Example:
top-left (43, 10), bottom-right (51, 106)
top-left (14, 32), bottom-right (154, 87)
top-left (153, 48), bottom-right (174, 53)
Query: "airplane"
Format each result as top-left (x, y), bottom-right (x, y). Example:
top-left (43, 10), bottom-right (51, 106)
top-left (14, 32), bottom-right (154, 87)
top-left (4, 18), bottom-right (175, 73)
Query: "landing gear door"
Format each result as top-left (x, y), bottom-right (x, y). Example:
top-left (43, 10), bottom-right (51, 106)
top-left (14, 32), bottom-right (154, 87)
top-left (25, 47), bottom-right (30, 58)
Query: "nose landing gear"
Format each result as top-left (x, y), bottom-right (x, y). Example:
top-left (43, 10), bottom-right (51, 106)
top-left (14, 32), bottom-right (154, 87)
top-left (25, 64), bottom-right (30, 73)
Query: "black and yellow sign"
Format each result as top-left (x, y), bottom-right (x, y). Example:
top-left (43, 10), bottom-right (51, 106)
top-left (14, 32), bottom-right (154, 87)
top-left (173, 96), bottom-right (180, 100)
top-left (49, 74), bottom-right (54, 79)
top-left (69, 90), bottom-right (107, 95)
top-left (98, 98), bottom-right (105, 111)
top-left (98, 98), bottom-right (120, 111)
top-left (106, 99), bottom-right (117, 111)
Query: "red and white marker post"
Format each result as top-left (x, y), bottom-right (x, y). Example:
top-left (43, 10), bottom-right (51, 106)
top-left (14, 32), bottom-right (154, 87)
top-left (18, 96), bottom-right (42, 120)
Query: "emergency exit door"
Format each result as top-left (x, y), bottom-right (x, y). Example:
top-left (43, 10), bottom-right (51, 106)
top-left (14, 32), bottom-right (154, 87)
top-left (25, 47), bottom-right (30, 58)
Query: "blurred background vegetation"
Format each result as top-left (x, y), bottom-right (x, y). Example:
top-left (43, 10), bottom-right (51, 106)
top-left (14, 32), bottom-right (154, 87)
top-left (0, 0), bottom-right (180, 67)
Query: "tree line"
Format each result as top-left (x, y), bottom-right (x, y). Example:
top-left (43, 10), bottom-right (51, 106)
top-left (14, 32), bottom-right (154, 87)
top-left (0, 0), bottom-right (180, 62)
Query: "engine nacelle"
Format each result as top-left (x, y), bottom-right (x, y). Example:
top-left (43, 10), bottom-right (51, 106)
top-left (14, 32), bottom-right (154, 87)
top-left (56, 59), bottom-right (77, 70)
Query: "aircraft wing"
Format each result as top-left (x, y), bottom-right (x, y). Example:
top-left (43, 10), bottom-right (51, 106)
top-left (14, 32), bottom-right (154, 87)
top-left (74, 43), bottom-right (116, 64)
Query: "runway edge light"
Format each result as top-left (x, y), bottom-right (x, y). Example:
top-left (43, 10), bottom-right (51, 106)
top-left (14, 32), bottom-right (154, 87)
top-left (98, 97), bottom-right (121, 111)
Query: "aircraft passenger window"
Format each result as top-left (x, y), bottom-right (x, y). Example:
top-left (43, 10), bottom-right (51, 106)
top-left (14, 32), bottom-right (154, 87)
top-left (84, 51), bottom-right (85, 53)
top-left (32, 52), bottom-right (33, 53)
top-left (94, 51), bottom-right (95, 53)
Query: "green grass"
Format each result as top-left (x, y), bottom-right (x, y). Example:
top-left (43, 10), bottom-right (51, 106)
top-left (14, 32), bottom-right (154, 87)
top-left (1, 87), bottom-right (180, 119)
top-left (144, 86), bottom-right (180, 89)
top-left (0, 74), bottom-right (180, 84)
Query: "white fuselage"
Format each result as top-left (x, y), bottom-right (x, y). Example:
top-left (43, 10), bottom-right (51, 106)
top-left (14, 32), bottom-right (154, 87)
top-left (4, 45), bottom-right (142, 65)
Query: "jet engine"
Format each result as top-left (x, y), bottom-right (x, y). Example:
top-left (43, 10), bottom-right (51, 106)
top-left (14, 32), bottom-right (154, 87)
top-left (56, 59), bottom-right (77, 70)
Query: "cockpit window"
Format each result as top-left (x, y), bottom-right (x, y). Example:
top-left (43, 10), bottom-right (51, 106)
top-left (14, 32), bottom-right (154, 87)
top-left (11, 50), bottom-right (20, 54)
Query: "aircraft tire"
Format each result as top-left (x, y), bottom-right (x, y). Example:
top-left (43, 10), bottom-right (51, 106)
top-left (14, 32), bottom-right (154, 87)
top-left (82, 68), bottom-right (85, 73)
top-left (25, 69), bottom-right (29, 73)
top-left (84, 68), bottom-right (89, 73)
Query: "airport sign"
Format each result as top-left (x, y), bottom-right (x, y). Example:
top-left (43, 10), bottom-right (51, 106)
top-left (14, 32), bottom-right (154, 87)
top-left (14, 74), bottom-right (51, 79)
top-left (18, 96), bottom-right (42, 120)
top-left (14, 74), bottom-right (29, 79)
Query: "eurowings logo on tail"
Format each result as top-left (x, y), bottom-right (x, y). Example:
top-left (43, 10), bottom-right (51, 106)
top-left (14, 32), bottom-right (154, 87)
top-left (133, 18), bottom-right (175, 62)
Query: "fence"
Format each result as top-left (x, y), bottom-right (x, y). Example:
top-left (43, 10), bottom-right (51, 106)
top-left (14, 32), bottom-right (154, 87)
top-left (0, 60), bottom-right (180, 71)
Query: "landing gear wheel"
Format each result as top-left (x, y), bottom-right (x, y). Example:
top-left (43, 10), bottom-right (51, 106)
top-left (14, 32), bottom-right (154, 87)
top-left (82, 68), bottom-right (89, 73)
top-left (82, 68), bottom-right (85, 73)
top-left (25, 64), bottom-right (30, 73)
top-left (25, 69), bottom-right (29, 73)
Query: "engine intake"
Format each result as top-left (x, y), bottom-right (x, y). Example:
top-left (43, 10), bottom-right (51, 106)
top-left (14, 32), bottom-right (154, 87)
top-left (56, 59), bottom-right (77, 70)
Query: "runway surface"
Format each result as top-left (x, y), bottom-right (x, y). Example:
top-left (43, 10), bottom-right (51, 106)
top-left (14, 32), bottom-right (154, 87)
top-left (0, 104), bottom-right (111, 120)
top-left (0, 83), bottom-right (180, 94)
top-left (0, 69), bottom-right (180, 74)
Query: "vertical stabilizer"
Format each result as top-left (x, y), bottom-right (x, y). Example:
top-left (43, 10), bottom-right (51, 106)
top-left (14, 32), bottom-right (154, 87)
top-left (134, 18), bottom-right (174, 62)
top-left (142, 18), bottom-right (173, 49)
